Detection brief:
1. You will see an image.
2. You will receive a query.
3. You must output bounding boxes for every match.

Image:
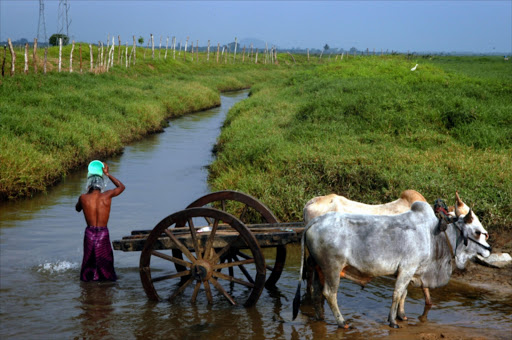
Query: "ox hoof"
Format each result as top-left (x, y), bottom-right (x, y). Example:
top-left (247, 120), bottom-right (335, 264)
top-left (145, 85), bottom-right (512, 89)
top-left (397, 314), bottom-right (408, 321)
top-left (338, 322), bottom-right (351, 330)
top-left (389, 322), bottom-right (400, 329)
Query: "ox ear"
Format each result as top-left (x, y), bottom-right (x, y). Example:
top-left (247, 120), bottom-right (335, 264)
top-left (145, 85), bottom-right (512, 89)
top-left (463, 208), bottom-right (474, 224)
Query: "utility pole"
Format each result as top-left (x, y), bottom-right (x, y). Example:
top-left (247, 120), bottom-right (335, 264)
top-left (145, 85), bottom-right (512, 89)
top-left (37, 0), bottom-right (48, 44)
top-left (58, 0), bottom-right (72, 37)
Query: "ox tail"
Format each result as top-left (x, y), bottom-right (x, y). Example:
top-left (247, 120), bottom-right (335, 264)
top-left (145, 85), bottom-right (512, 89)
top-left (293, 219), bottom-right (314, 320)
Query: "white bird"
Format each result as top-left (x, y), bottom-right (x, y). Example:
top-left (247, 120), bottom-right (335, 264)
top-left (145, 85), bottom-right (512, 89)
top-left (411, 64), bottom-right (418, 71)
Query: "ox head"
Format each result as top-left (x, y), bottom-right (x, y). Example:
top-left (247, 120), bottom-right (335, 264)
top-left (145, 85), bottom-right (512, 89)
top-left (452, 193), bottom-right (491, 270)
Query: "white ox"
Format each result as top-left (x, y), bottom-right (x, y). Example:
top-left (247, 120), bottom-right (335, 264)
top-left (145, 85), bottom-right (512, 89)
top-left (303, 190), bottom-right (434, 303)
top-left (302, 190), bottom-right (481, 306)
top-left (292, 200), bottom-right (491, 329)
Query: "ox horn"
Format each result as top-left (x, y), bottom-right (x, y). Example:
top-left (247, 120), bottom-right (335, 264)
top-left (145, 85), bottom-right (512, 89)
top-left (463, 208), bottom-right (473, 224)
top-left (455, 191), bottom-right (469, 217)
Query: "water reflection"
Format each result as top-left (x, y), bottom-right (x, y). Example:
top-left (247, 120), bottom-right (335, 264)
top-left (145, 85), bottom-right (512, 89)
top-left (76, 281), bottom-right (116, 339)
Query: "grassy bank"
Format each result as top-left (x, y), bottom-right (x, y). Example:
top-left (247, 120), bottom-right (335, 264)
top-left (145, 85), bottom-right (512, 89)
top-left (0, 44), bottom-right (289, 199)
top-left (209, 56), bottom-right (512, 232)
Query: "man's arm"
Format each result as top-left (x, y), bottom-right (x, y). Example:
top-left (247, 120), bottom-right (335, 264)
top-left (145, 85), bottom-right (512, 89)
top-left (103, 163), bottom-right (125, 197)
top-left (75, 196), bottom-right (82, 212)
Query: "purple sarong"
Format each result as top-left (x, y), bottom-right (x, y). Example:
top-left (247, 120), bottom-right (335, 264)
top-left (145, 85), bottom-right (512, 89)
top-left (80, 226), bottom-right (117, 281)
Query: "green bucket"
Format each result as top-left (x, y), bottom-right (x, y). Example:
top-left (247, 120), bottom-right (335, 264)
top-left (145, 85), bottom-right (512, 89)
top-left (87, 160), bottom-right (104, 178)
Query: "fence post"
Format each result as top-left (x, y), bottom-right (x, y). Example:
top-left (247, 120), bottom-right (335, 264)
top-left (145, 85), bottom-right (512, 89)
top-left (70, 40), bottom-right (75, 72)
top-left (99, 42), bottom-right (103, 70)
top-left (118, 35), bottom-right (121, 64)
top-left (196, 40), bottom-right (199, 62)
top-left (173, 36), bottom-right (176, 60)
top-left (165, 36), bottom-right (169, 59)
top-left (89, 44), bottom-right (93, 71)
top-left (265, 42), bottom-right (268, 64)
top-left (58, 38), bottom-right (62, 72)
top-left (24, 42), bottom-right (29, 74)
top-left (207, 40), bottom-right (210, 62)
top-left (233, 37), bottom-right (237, 63)
top-left (132, 35), bottom-right (136, 64)
top-left (216, 43), bottom-right (220, 63)
top-left (96, 41), bottom-right (100, 68)
top-left (255, 49), bottom-right (258, 64)
top-left (111, 36), bottom-right (115, 67)
top-left (79, 44), bottom-right (82, 73)
top-left (191, 41), bottom-right (194, 61)
top-left (242, 45), bottom-right (245, 62)
top-left (151, 34), bottom-right (155, 59)
top-left (159, 35), bottom-right (162, 59)
top-left (44, 47), bottom-right (48, 74)
top-left (125, 41), bottom-right (128, 68)
top-left (250, 43), bottom-right (253, 61)
top-left (1, 45), bottom-right (6, 77)
top-left (184, 37), bottom-right (189, 61)
top-left (33, 38), bottom-right (38, 74)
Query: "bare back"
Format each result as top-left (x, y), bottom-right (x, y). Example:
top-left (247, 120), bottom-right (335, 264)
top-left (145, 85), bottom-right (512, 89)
top-left (78, 191), bottom-right (115, 227)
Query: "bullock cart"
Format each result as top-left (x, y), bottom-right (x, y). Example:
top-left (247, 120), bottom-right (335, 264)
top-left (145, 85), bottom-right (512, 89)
top-left (113, 190), bottom-right (305, 307)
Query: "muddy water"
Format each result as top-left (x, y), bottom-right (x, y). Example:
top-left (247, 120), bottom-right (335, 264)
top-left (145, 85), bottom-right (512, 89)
top-left (1, 90), bottom-right (511, 340)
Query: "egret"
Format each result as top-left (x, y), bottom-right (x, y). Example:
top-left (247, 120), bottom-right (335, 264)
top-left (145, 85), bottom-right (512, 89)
top-left (411, 64), bottom-right (418, 71)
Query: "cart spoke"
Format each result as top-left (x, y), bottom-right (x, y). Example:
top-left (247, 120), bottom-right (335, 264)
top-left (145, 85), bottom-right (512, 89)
top-left (228, 257), bottom-right (234, 277)
top-left (164, 229), bottom-right (197, 263)
top-left (203, 218), bottom-right (220, 260)
top-left (169, 276), bottom-right (194, 302)
top-left (209, 277), bottom-right (236, 305)
top-left (213, 258), bottom-right (255, 270)
top-left (237, 250), bottom-right (274, 271)
top-left (232, 255), bottom-right (255, 284)
top-left (212, 270), bottom-right (254, 288)
top-left (187, 218), bottom-right (202, 260)
top-left (210, 235), bottom-right (242, 263)
top-left (239, 204), bottom-right (249, 223)
top-left (203, 280), bottom-right (213, 304)
top-left (221, 200), bottom-right (226, 211)
top-left (152, 270), bottom-right (191, 283)
top-left (191, 281), bottom-right (201, 303)
top-left (151, 250), bottom-right (192, 268)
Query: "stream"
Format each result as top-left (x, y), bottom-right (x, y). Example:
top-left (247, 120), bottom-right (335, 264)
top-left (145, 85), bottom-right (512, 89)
top-left (1, 90), bottom-right (511, 339)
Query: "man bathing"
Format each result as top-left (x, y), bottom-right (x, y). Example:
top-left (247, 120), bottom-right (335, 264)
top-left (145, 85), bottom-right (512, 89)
top-left (76, 161), bottom-right (125, 281)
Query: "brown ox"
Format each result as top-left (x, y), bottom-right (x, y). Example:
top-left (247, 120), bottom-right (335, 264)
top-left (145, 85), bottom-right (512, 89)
top-left (303, 190), bottom-right (427, 224)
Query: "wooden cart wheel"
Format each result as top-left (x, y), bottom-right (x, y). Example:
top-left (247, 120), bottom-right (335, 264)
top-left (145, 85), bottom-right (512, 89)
top-left (185, 190), bottom-right (286, 289)
top-left (140, 207), bottom-right (266, 307)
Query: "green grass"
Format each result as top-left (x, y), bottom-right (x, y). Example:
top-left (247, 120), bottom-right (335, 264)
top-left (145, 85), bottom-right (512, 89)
top-left (209, 55), bottom-right (512, 232)
top-left (0, 44), bottom-right (288, 199)
top-left (2, 47), bottom-right (511, 233)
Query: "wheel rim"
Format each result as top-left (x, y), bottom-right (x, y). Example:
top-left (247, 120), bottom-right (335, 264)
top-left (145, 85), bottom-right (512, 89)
top-left (186, 190), bottom-right (286, 289)
top-left (139, 207), bottom-right (266, 307)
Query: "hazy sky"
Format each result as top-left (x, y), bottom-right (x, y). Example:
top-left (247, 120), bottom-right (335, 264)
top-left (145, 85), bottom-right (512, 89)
top-left (1, 1), bottom-right (511, 53)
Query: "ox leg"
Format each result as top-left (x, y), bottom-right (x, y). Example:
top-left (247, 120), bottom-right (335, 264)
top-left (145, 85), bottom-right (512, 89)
top-left (312, 270), bottom-right (325, 320)
top-left (322, 271), bottom-right (349, 329)
top-left (397, 289), bottom-right (408, 321)
top-left (423, 287), bottom-right (432, 306)
top-left (388, 270), bottom-right (414, 328)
